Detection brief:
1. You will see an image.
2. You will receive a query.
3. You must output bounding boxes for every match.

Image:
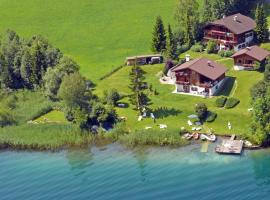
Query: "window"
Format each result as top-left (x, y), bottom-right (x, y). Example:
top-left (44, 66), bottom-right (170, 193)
top-left (191, 87), bottom-right (198, 91)
top-left (238, 60), bottom-right (242, 64)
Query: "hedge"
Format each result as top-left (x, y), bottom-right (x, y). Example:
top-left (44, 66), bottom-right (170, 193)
top-left (215, 97), bottom-right (227, 107)
top-left (225, 97), bottom-right (240, 109)
top-left (205, 111), bottom-right (217, 122)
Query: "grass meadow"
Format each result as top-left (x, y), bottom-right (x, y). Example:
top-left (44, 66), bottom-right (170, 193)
top-left (0, 0), bottom-right (177, 82)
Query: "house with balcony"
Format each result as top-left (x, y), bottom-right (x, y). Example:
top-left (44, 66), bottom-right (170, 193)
top-left (232, 45), bottom-right (270, 70)
top-left (170, 58), bottom-right (228, 97)
top-left (204, 13), bottom-right (256, 51)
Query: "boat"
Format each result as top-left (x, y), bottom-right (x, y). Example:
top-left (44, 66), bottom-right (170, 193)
top-left (200, 134), bottom-right (216, 142)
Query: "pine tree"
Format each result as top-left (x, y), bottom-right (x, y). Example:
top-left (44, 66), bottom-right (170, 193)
top-left (21, 48), bottom-right (34, 89)
top-left (212, 0), bottom-right (226, 19)
top-left (255, 4), bottom-right (269, 43)
top-left (264, 58), bottom-right (270, 83)
top-left (202, 0), bottom-right (213, 23)
top-left (175, 0), bottom-right (199, 45)
top-left (151, 16), bottom-right (166, 53)
top-left (129, 61), bottom-right (150, 114)
top-left (165, 24), bottom-right (177, 59)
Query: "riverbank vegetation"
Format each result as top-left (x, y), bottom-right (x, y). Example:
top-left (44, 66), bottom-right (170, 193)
top-left (0, 0), bottom-right (269, 150)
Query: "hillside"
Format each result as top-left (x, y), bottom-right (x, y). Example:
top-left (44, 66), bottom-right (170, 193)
top-left (0, 0), bottom-right (177, 81)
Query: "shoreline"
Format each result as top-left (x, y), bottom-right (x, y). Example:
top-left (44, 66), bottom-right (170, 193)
top-left (0, 134), bottom-right (263, 152)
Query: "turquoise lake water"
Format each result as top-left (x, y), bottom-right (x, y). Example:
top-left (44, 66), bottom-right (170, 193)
top-left (1, 143), bottom-right (270, 200)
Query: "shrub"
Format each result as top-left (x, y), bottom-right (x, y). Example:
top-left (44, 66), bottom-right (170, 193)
top-left (103, 89), bottom-right (121, 106)
top-left (215, 97), bottom-right (227, 107)
top-left (206, 40), bottom-right (217, 54)
top-left (177, 44), bottom-right (190, 54)
top-left (223, 50), bottom-right (234, 57)
top-left (191, 117), bottom-right (200, 124)
top-left (205, 111), bottom-right (217, 122)
top-left (191, 43), bottom-right (204, 52)
top-left (225, 97), bottom-right (240, 109)
top-left (0, 109), bottom-right (16, 127)
top-left (218, 50), bottom-right (225, 57)
top-left (195, 103), bottom-right (208, 120)
top-left (163, 59), bottom-right (175, 75)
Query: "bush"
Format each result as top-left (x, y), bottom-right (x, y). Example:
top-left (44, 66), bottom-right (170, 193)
top-left (223, 50), bottom-right (234, 57)
top-left (215, 97), bottom-right (227, 107)
top-left (195, 103), bottom-right (208, 120)
top-left (225, 97), bottom-right (240, 109)
top-left (163, 59), bottom-right (175, 75)
top-left (218, 50), bottom-right (225, 57)
top-left (103, 89), bottom-right (121, 106)
top-left (205, 111), bottom-right (217, 122)
top-left (206, 40), bottom-right (217, 54)
top-left (191, 43), bottom-right (204, 52)
top-left (0, 109), bottom-right (16, 127)
top-left (177, 44), bottom-right (190, 54)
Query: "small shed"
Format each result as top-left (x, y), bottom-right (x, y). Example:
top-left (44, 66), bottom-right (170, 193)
top-left (232, 45), bottom-right (270, 70)
top-left (126, 54), bottom-right (163, 66)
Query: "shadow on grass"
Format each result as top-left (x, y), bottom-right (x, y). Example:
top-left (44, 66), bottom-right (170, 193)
top-left (216, 76), bottom-right (236, 97)
top-left (153, 107), bottom-right (182, 119)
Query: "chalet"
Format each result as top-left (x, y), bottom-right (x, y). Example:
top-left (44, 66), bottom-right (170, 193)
top-left (126, 54), bottom-right (163, 66)
top-left (170, 58), bottom-right (227, 97)
top-left (232, 45), bottom-right (270, 70)
top-left (204, 13), bottom-right (256, 51)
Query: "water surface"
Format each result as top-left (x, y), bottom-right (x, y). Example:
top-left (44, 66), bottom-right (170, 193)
top-left (0, 143), bottom-right (270, 200)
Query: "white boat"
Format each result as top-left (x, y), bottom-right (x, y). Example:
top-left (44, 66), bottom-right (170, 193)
top-left (200, 134), bottom-right (216, 142)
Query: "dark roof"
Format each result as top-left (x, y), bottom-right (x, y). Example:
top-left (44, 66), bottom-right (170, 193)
top-left (208, 13), bottom-right (256, 34)
top-left (126, 54), bottom-right (162, 60)
top-left (172, 58), bottom-right (228, 80)
top-left (232, 45), bottom-right (270, 61)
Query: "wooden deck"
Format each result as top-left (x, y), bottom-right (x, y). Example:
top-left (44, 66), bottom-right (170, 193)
top-left (215, 139), bottom-right (244, 155)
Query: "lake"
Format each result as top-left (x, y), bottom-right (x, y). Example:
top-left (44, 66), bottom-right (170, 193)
top-left (0, 143), bottom-right (270, 200)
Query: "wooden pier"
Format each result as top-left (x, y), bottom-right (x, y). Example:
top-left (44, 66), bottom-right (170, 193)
top-left (215, 136), bottom-right (244, 155)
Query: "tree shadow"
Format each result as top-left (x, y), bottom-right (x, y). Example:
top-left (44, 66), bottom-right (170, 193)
top-left (153, 107), bottom-right (182, 119)
top-left (215, 76), bottom-right (236, 97)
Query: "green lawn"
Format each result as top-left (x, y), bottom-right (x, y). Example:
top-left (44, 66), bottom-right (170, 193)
top-left (95, 54), bottom-right (263, 137)
top-left (0, 0), bottom-right (178, 82)
top-left (34, 110), bottom-right (68, 124)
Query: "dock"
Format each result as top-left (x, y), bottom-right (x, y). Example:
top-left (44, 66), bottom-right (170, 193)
top-left (215, 137), bottom-right (244, 155)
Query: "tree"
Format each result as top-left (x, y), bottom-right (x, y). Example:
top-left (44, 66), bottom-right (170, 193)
top-left (151, 16), bottom-right (166, 53)
top-left (255, 4), bottom-right (269, 43)
top-left (129, 63), bottom-right (150, 114)
top-left (163, 59), bottom-right (175, 75)
top-left (201, 0), bottom-right (213, 23)
top-left (195, 103), bottom-right (208, 120)
top-left (44, 56), bottom-right (79, 100)
top-left (250, 80), bottom-right (267, 101)
top-left (175, 0), bottom-right (199, 46)
top-left (212, 0), bottom-right (227, 20)
top-left (264, 59), bottom-right (270, 83)
top-left (58, 72), bottom-right (90, 110)
top-left (165, 24), bottom-right (177, 59)
top-left (251, 93), bottom-right (270, 144)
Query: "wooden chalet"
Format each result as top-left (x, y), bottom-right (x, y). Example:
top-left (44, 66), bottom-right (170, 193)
top-left (170, 58), bottom-right (227, 97)
top-left (204, 13), bottom-right (256, 51)
top-left (232, 45), bottom-right (270, 70)
top-left (126, 54), bottom-right (163, 66)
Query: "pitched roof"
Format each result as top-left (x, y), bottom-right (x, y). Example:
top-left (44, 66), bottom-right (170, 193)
top-left (172, 58), bottom-right (228, 80)
top-left (232, 45), bottom-right (270, 61)
top-left (209, 13), bottom-right (256, 34)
